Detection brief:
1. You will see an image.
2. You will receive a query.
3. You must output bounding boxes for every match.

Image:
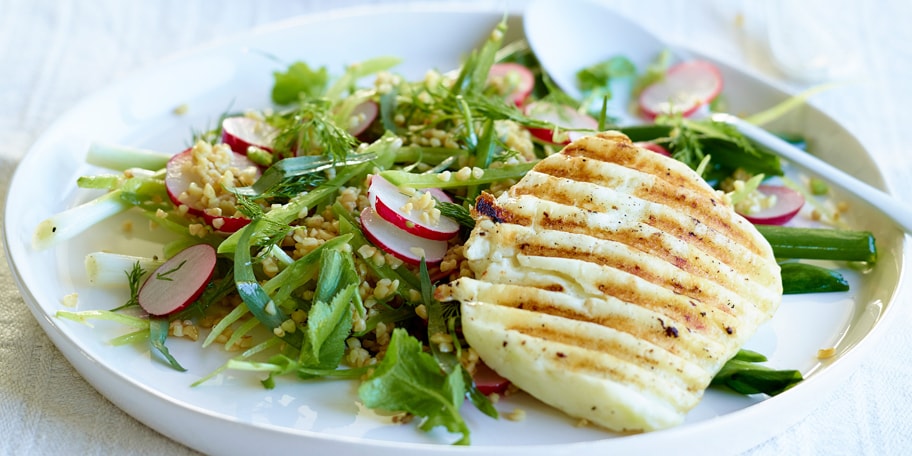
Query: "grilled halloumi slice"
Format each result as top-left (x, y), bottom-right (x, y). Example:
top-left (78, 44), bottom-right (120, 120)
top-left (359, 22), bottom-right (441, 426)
top-left (436, 131), bottom-right (782, 432)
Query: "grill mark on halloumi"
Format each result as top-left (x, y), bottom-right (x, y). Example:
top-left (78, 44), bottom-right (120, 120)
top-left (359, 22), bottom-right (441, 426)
top-left (561, 133), bottom-right (716, 198)
top-left (441, 278), bottom-right (727, 370)
top-left (498, 193), bottom-right (780, 300)
top-left (533, 153), bottom-right (764, 256)
top-left (509, 172), bottom-right (779, 285)
top-left (469, 250), bottom-right (746, 352)
top-left (509, 229), bottom-right (760, 322)
top-left (474, 218), bottom-right (766, 324)
top-left (463, 303), bottom-right (706, 410)
top-left (510, 324), bottom-right (701, 410)
top-left (462, 302), bottom-right (701, 431)
top-left (509, 254), bottom-right (747, 340)
top-left (439, 131), bottom-right (783, 432)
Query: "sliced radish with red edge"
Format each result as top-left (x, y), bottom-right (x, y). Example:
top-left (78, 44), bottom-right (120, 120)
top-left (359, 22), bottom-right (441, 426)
top-left (138, 243), bottom-right (217, 316)
top-left (201, 212), bottom-right (252, 233)
top-left (639, 60), bottom-right (722, 119)
top-left (473, 361), bottom-right (511, 395)
top-left (739, 185), bottom-right (805, 225)
top-left (221, 116), bottom-right (279, 155)
top-left (523, 101), bottom-right (599, 144)
top-left (488, 62), bottom-right (535, 106)
top-left (368, 175), bottom-right (459, 241)
top-left (360, 207), bottom-right (448, 265)
top-left (346, 100), bottom-right (379, 139)
top-left (165, 147), bottom-right (260, 232)
top-left (634, 141), bottom-right (672, 156)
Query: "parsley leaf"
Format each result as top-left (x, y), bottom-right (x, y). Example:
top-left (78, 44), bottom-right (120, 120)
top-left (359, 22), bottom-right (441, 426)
top-left (272, 62), bottom-right (329, 105)
top-left (577, 55), bottom-right (637, 93)
top-left (298, 283), bottom-right (355, 373)
top-left (358, 328), bottom-right (471, 445)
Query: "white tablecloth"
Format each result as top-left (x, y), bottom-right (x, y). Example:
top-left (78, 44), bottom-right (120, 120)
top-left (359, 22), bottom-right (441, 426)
top-left (2, 0), bottom-right (911, 454)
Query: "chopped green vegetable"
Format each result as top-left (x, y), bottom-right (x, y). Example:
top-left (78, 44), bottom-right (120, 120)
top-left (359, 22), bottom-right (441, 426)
top-left (756, 224), bottom-right (877, 263)
top-left (780, 262), bottom-right (850, 294)
top-left (86, 141), bottom-right (171, 171)
top-left (809, 177), bottom-right (829, 195)
top-left (380, 161), bottom-right (535, 190)
top-left (711, 357), bottom-right (803, 396)
top-left (149, 317), bottom-right (186, 371)
top-left (33, 190), bottom-right (133, 250)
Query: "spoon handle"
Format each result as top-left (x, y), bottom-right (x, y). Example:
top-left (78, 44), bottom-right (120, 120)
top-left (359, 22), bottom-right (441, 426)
top-left (712, 113), bottom-right (912, 234)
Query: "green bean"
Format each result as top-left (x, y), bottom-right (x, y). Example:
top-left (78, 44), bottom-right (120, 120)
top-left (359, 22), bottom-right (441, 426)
top-left (780, 262), bottom-right (850, 294)
top-left (756, 224), bottom-right (877, 264)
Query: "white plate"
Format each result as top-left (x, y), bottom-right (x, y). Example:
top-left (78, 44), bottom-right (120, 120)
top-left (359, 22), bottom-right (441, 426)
top-left (4, 3), bottom-right (908, 455)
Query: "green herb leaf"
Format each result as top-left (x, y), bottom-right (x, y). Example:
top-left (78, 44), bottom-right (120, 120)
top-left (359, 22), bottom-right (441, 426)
top-left (155, 259), bottom-right (186, 281)
top-left (149, 317), bottom-right (187, 372)
top-left (632, 49), bottom-right (672, 96)
top-left (269, 99), bottom-right (358, 160)
top-left (272, 62), bottom-right (329, 105)
top-left (358, 328), bottom-right (471, 445)
top-left (577, 56), bottom-right (637, 92)
top-left (112, 261), bottom-right (146, 311)
top-left (299, 282), bottom-right (356, 373)
top-left (437, 201), bottom-right (475, 230)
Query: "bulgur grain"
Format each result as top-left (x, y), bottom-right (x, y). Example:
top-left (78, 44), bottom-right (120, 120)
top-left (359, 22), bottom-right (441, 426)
top-left (505, 408), bottom-right (526, 422)
top-left (62, 292), bottom-right (78, 308)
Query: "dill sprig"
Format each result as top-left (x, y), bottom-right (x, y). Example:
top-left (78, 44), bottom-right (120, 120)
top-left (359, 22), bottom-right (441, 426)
top-left (269, 99), bottom-right (358, 161)
top-left (112, 261), bottom-right (146, 311)
top-left (437, 201), bottom-right (475, 230)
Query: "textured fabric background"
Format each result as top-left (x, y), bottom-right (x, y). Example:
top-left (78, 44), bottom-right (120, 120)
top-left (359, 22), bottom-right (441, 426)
top-left (2, 0), bottom-right (910, 454)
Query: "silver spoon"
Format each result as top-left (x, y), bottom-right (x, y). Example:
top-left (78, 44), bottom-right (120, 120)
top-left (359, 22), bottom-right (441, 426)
top-left (523, 0), bottom-right (912, 234)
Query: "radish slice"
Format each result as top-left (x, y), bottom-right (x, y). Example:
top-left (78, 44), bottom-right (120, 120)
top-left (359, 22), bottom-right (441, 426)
top-left (472, 361), bottom-right (510, 395)
top-left (347, 100), bottom-right (379, 139)
top-left (634, 141), bottom-right (672, 156)
top-left (165, 146), bottom-right (260, 232)
top-left (639, 60), bottom-right (723, 119)
top-left (360, 207), bottom-right (448, 265)
top-left (221, 116), bottom-right (279, 155)
top-left (740, 185), bottom-right (806, 225)
top-left (201, 212), bottom-right (251, 233)
top-left (368, 175), bottom-right (460, 241)
top-left (488, 62), bottom-right (535, 106)
top-left (138, 243), bottom-right (217, 316)
top-left (523, 101), bottom-right (599, 144)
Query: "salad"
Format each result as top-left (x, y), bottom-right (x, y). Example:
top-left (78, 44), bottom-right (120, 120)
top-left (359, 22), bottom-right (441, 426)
top-left (33, 19), bottom-right (877, 445)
